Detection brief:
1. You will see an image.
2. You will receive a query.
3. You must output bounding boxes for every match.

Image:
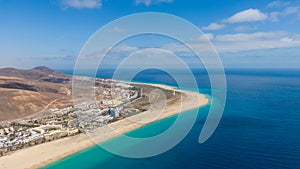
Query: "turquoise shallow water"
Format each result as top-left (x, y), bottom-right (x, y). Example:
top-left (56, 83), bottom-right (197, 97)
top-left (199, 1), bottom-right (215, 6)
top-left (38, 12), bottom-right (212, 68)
top-left (43, 69), bottom-right (300, 169)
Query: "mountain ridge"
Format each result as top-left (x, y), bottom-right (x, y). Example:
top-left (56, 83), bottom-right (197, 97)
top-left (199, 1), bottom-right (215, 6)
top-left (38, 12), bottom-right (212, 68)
top-left (0, 66), bottom-right (71, 84)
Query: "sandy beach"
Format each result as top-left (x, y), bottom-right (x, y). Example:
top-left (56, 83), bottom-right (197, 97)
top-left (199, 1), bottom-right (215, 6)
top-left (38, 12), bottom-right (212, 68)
top-left (0, 83), bottom-right (208, 169)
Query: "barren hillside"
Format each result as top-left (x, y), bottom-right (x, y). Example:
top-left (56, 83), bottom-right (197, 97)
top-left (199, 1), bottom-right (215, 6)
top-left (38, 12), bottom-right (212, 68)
top-left (0, 67), bottom-right (72, 121)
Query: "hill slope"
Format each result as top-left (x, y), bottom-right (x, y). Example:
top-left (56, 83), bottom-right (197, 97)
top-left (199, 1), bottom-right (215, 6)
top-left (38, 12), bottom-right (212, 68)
top-left (0, 67), bottom-right (72, 121)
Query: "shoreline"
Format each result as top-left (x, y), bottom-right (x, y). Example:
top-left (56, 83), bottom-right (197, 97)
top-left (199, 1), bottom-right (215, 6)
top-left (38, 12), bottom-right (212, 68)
top-left (0, 83), bottom-right (209, 169)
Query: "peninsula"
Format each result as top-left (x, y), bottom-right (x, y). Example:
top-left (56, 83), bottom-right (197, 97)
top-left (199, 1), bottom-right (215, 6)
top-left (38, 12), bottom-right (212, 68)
top-left (0, 67), bottom-right (208, 169)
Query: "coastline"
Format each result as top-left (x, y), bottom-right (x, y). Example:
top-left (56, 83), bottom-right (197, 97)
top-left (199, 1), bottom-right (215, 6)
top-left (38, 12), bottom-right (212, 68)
top-left (0, 83), bottom-right (209, 169)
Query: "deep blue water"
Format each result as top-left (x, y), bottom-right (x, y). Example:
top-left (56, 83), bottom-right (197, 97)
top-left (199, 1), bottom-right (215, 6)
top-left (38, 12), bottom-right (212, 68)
top-left (44, 69), bottom-right (300, 169)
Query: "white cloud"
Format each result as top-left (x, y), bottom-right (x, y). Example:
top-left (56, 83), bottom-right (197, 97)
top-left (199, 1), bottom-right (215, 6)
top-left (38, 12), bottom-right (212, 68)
top-left (214, 32), bottom-right (300, 52)
top-left (135, 0), bottom-right (173, 6)
top-left (215, 32), bottom-right (287, 42)
top-left (202, 9), bottom-right (268, 32)
top-left (200, 33), bottom-right (214, 41)
top-left (225, 8), bottom-right (268, 23)
top-left (202, 23), bottom-right (226, 31)
top-left (106, 26), bottom-right (127, 33)
top-left (161, 43), bottom-right (191, 54)
top-left (61, 0), bottom-right (102, 9)
top-left (267, 0), bottom-right (290, 8)
top-left (280, 37), bottom-right (294, 42)
top-left (284, 6), bottom-right (300, 15)
top-left (80, 44), bottom-right (139, 60)
top-left (110, 45), bottom-right (139, 53)
top-left (160, 31), bottom-right (300, 54)
top-left (114, 32), bottom-right (300, 55)
top-left (270, 6), bottom-right (300, 22)
top-left (81, 31), bottom-right (300, 63)
top-left (234, 25), bottom-right (257, 32)
top-left (161, 33), bottom-right (215, 54)
top-left (270, 11), bottom-right (281, 21)
top-left (77, 32), bottom-right (300, 69)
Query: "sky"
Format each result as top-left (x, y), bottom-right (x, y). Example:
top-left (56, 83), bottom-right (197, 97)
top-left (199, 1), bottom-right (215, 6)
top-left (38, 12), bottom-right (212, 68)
top-left (0, 0), bottom-right (300, 69)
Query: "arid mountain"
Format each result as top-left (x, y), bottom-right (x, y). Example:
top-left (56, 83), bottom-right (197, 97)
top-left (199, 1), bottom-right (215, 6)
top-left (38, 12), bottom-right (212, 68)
top-left (0, 67), bottom-right (72, 121)
top-left (0, 66), bottom-right (70, 84)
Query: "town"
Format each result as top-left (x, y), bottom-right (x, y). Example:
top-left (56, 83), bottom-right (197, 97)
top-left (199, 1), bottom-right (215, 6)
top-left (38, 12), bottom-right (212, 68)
top-left (0, 79), bottom-right (142, 156)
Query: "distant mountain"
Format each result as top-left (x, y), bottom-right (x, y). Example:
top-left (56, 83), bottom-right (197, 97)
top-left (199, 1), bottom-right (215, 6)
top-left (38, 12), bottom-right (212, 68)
top-left (0, 66), bottom-right (72, 121)
top-left (0, 66), bottom-right (71, 84)
top-left (32, 66), bottom-right (56, 74)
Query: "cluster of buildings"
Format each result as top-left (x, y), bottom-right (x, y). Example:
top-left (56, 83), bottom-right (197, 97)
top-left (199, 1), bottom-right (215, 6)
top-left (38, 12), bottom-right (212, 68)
top-left (0, 81), bottom-right (141, 156)
top-left (0, 107), bottom-right (80, 156)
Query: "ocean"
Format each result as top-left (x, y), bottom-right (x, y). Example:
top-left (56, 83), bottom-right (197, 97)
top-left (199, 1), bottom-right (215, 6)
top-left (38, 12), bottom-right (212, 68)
top-left (43, 69), bottom-right (300, 169)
